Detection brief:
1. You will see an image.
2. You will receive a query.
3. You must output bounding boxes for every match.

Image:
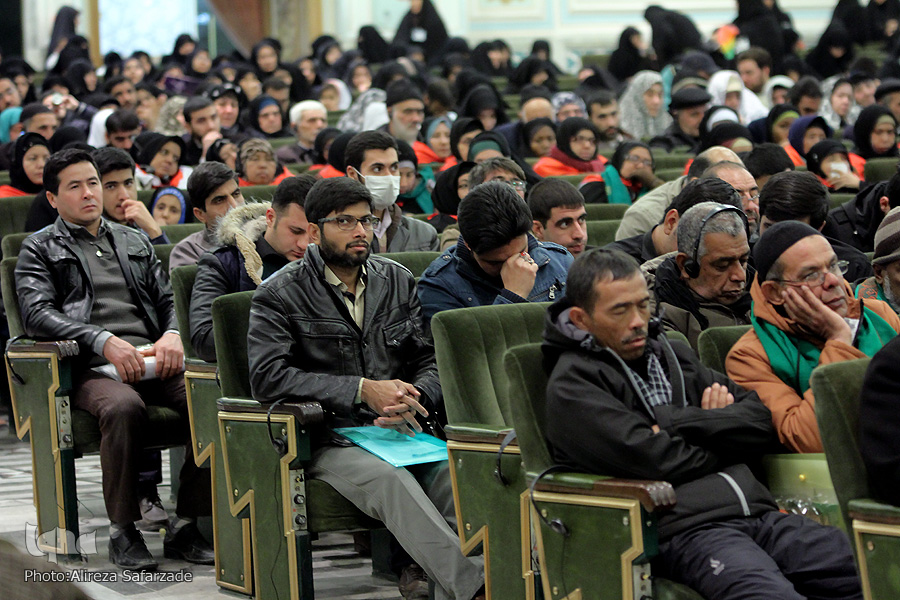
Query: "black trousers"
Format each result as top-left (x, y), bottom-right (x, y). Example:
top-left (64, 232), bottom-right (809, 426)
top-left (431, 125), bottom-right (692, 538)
top-left (653, 511), bottom-right (862, 600)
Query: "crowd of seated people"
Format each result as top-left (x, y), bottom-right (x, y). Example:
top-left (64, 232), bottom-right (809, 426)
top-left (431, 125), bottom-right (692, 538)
top-left (7, 0), bottom-right (900, 598)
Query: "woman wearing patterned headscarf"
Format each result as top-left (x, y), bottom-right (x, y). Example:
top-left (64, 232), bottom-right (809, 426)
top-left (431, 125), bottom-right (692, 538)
top-left (618, 71), bottom-right (673, 139)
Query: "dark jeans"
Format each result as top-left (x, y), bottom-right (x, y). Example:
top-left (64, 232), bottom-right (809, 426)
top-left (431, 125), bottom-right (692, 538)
top-left (654, 511), bottom-right (862, 600)
top-left (72, 370), bottom-right (210, 524)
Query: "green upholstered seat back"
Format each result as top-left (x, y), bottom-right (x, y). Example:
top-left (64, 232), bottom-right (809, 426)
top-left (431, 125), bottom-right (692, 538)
top-left (652, 153), bottom-right (694, 170)
top-left (503, 343), bottom-right (554, 473)
top-left (697, 325), bottom-right (750, 374)
top-left (829, 193), bottom-right (855, 209)
top-left (863, 157), bottom-right (899, 182)
top-left (161, 223), bottom-right (204, 244)
top-left (583, 203), bottom-right (628, 221)
top-left (153, 243), bottom-right (174, 273)
top-left (585, 220), bottom-right (621, 247)
top-left (239, 185), bottom-right (277, 202)
top-left (0, 195), bottom-right (35, 237)
top-left (432, 303), bottom-right (549, 426)
top-left (379, 251), bottom-right (441, 278)
top-left (212, 291), bottom-right (254, 397)
top-left (811, 358), bottom-right (872, 529)
top-left (170, 265), bottom-right (198, 359)
top-left (2, 232), bottom-right (29, 259)
top-left (1, 257), bottom-right (22, 338)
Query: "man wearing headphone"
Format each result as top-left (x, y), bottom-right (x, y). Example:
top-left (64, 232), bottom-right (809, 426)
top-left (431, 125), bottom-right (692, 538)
top-left (653, 199), bottom-right (753, 350)
top-left (542, 248), bottom-right (862, 600)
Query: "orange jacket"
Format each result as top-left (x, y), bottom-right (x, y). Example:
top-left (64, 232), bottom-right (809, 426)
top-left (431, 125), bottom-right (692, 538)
top-left (725, 279), bottom-right (900, 453)
top-left (533, 156), bottom-right (584, 177)
top-left (782, 143), bottom-right (805, 167)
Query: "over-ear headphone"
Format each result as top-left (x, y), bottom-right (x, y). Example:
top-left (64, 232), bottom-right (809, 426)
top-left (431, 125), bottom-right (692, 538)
top-left (267, 399), bottom-right (288, 457)
top-left (682, 204), bottom-right (749, 279)
top-left (529, 466), bottom-right (570, 538)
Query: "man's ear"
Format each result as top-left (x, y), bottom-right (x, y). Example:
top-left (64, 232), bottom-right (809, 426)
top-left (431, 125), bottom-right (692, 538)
top-left (874, 263), bottom-right (885, 285)
top-left (309, 222), bottom-right (321, 244)
top-left (662, 209), bottom-right (679, 236)
top-left (880, 196), bottom-right (891, 215)
top-left (46, 191), bottom-right (58, 210)
top-left (346, 166), bottom-right (360, 180)
top-left (568, 305), bottom-right (590, 332)
top-left (265, 207), bottom-right (276, 230)
top-left (674, 252), bottom-right (690, 279)
top-left (532, 220), bottom-right (545, 240)
top-left (760, 280), bottom-right (785, 305)
top-left (193, 206), bottom-right (208, 225)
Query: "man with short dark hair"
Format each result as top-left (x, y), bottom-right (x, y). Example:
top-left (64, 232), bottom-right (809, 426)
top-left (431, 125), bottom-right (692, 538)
top-left (727, 220), bottom-right (899, 453)
top-left (20, 102), bottom-right (59, 140)
top-left (528, 178), bottom-right (588, 256)
top-left (15, 148), bottom-right (213, 570)
top-left (0, 75), bottom-right (21, 111)
top-left (93, 147), bottom-right (167, 244)
top-left (344, 130), bottom-right (438, 252)
top-left (248, 177), bottom-right (486, 600)
top-left (189, 175), bottom-right (314, 361)
top-left (276, 100), bottom-right (327, 165)
top-left (737, 47), bottom-right (772, 98)
top-left (742, 143), bottom-right (795, 191)
top-left (544, 248), bottom-right (863, 600)
top-left (587, 90), bottom-right (627, 150)
top-left (135, 82), bottom-right (168, 131)
top-left (104, 75), bottom-right (137, 110)
top-left (181, 96), bottom-right (221, 166)
top-left (789, 76), bottom-right (823, 116)
top-left (262, 76), bottom-right (291, 114)
top-left (875, 79), bottom-right (900, 123)
top-left (104, 108), bottom-right (141, 156)
top-left (759, 170), bottom-right (873, 281)
top-left (418, 181), bottom-right (573, 325)
top-left (827, 170), bottom-right (900, 252)
top-left (169, 161), bottom-right (245, 272)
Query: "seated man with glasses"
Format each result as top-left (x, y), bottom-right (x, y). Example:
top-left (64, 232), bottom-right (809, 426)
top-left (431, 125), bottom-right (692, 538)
top-left (248, 177), bottom-right (486, 600)
top-left (726, 218), bottom-right (900, 453)
top-left (418, 181), bottom-right (573, 328)
top-left (466, 157), bottom-right (527, 199)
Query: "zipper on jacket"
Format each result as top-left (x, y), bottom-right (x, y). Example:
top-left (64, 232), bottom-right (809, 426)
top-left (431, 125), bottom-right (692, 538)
top-left (717, 472), bottom-right (751, 516)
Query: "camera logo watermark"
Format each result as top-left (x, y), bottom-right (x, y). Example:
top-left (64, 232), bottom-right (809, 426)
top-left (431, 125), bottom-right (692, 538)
top-left (24, 523), bottom-right (98, 564)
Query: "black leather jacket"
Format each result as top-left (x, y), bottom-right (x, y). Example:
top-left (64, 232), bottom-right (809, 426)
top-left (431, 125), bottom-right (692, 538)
top-left (15, 217), bottom-right (176, 357)
top-left (248, 243), bottom-right (442, 430)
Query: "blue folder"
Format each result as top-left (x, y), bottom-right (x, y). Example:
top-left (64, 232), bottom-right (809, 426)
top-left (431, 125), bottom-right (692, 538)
top-left (333, 426), bottom-right (448, 468)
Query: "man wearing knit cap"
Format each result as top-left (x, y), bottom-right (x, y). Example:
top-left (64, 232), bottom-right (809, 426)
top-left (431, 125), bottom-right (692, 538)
top-left (380, 79), bottom-right (431, 161)
top-left (857, 206), bottom-right (900, 312)
top-left (875, 78), bottom-right (900, 124)
top-left (726, 220), bottom-right (900, 453)
top-left (650, 87), bottom-right (711, 153)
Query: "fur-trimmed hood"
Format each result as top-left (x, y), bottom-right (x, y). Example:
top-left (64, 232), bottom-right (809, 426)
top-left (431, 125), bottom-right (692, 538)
top-left (214, 201), bottom-right (270, 285)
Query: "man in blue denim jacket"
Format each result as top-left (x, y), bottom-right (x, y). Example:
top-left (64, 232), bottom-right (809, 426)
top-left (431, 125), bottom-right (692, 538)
top-left (418, 181), bottom-right (573, 328)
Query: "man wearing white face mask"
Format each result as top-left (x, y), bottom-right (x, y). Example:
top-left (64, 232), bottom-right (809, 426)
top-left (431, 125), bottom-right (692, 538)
top-left (345, 131), bottom-right (439, 253)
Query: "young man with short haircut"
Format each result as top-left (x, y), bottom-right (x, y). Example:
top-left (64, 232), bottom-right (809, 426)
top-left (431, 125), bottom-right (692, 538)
top-left (528, 178), bottom-right (588, 256)
top-left (93, 146), bottom-right (168, 244)
top-left (181, 96), bottom-right (221, 166)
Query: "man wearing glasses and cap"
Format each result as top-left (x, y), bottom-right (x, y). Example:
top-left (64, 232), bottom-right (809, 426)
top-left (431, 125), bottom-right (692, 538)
top-left (726, 215), bottom-right (899, 453)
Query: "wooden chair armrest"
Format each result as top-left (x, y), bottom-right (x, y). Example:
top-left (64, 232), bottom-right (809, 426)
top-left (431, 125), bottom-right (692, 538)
top-left (7, 339), bottom-right (79, 358)
top-left (445, 424), bottom-right (516, 445)
top-left (535, 472), bottom-right (676, 513)
top-left (217, 397), bottom-right (325, 426)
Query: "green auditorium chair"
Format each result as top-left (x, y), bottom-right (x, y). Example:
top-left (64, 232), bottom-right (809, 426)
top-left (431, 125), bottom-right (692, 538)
top-left (239, 185), bottom-right (278, 203)
top-left (2, 256), bottom-right (187, 560)
top-left (546, 174), bottom-right (587, 187)
top-left (830, 193), bottom-right (856, 210)
top-left (379, 251), bottom-right (440, 278)
top-left (585, 219), bottom-right (621, 247)
top-left (433, 303), bottom-right (551, 599)
top-left (2, 232), bottom-right (30, 259)
top-left (212, 292), bottom-right (384, 600)
top-left (651, 153), bottom-right (694, 170)
top-left (0, 195), bottom-right (36, 237)
top-left (812, 358), bottom-right (900, 600)
top-left (697, 326), bottom-right (843, 530)
top-left (269, 137), bottom-right (295, 151)
top-left (170, 265), bottom-right (253, 593)
top-left (161, 222), bottom-right (204, 244)
top-left (583, 204), bottom-right (628, 221)
top-left (656, 167), bottom-right (685, 182)
top-left (503, 343), bottom-right (702, 600)
top-left (863, 157), bottom-right (899, 183)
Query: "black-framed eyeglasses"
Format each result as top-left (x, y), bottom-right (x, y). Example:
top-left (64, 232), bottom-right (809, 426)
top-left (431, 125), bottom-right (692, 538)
top-left (776, 260), bottom-right (849, 287)
top-left (625, 154), bottom-right (653, 167)
top-left (318, 215), bottom-right (381, 231)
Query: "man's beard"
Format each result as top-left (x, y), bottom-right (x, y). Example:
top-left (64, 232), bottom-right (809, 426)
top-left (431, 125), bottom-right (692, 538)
top-left (883, 278), bottom-right (900, 312)
top-left (318, 233), bottom-right (370, 268)
top-left (391, 116), bottom-right (420, 143)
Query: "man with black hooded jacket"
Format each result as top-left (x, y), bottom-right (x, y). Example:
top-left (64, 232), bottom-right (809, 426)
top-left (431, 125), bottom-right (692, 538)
top-left (542, 248), bottom-right (862, 600)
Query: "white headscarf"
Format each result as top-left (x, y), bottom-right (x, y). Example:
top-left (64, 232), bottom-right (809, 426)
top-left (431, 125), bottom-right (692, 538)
top-left (618, 70), bottom-right (673, 139)
top-left (87, 108), bottom-right (114, 148)
top-left (707, 70), bottom-right (768, 124)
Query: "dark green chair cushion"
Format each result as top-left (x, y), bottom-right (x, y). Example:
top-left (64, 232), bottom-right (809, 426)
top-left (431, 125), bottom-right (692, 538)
top-left (503, 343), bottom-right (554, 473)
top-left (697, 325), bottom-right (750, 374)
top-left (652, 153), bottom-right (694, 170)
top-left (1, 256), bottom-right (23, 337)
top-left (432, 303), bottom-right (550, 426)
top-left (2, 232), bottom-right (30, 259)
top-left (584, 204), bottom-right (628, 220)
top-left (162, 223), bottom-right (204, 244)
top-left (585, 219), bottom-right (621, 248)
top-left (829, 193), bottom-right (855, 210)
top-left (306, 479), bottom-right (381, 532)
top-left (212, 291), bottom-right (254, 397)
top-left (379, 251), bottom-right (440, 278)
top-left (657, 167), bottom-right (685, 181)
top-left (239, 185), bottom-right (277, 202)
top-left (0, 195), bottom-right (36, 237)
top-left (154, 243), bottom-right (174, 273)
top-left (546, 174), bottom-right (586, 187)
top-left (811, 358), bottom-right (872, 531)
top-left (170, 265), bottom-right (199, 359)
top-left (863, 157), bottom-right (899, 183)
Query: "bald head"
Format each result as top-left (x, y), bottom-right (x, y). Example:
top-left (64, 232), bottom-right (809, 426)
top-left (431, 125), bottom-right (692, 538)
top-left (698, 145), bottom-right (743, 167)
top-left (521, 97), bottom-right (554, 122)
